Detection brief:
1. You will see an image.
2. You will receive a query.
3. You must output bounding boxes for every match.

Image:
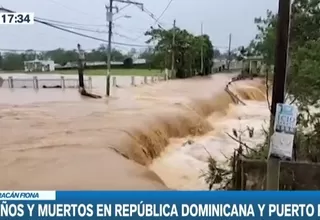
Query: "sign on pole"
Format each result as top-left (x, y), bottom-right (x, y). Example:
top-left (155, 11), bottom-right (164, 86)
top-left (268, 103), bottom-right (298, 160)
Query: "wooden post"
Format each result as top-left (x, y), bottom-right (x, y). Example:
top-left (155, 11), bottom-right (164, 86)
top-left (266, 0), bottom-right (291, 190)
top-left (33, 76), bottom-right (39, 89)
top-left (144, 76), bottom-right (147, 84)
top-left (61, 76), bottom-right (65, 89)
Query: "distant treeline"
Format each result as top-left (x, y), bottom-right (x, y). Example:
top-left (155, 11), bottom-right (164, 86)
top-left (0, 46), bottom-right (154, 71)
top-left (56, 62), bottom-right (155, 70)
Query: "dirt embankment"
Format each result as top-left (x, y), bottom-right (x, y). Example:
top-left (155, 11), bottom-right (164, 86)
top-left (0, 74), bottom-right (266, 190)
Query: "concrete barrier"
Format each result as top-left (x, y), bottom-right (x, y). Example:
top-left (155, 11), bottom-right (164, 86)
top-left (112, 76), bottom-right (117, 87)
top-left (131, 76), bottom-right (136, 86)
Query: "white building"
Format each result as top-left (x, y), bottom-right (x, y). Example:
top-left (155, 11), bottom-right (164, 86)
top-left (24, 59), bottom-right (55, 72)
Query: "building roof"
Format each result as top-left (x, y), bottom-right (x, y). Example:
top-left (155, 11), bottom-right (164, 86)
top-left (24, 59), bottom-right (55, 64)
top-left (244, 55), bottom-right (264, 61)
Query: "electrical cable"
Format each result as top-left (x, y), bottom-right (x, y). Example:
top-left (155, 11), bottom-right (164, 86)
top-left (46, 0), bottom-right (103, 20)
top-left (131, 0), bottom-right (174, 41)
top-left (0, 6), bottom-right (150, 48)
top-left (36, 17), bottom-right (107, 27)
top-left (118, 3), bottom-right (130, 12)
top-left (154, 0), bottom-right (174, 25)
top-left (41, 22), bottom-right (139, 41)
top-left (38, 17), bottom-right (145, 36)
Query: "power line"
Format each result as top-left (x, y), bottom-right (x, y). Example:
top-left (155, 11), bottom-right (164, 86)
top-left (0, 6), bottom-right (150, 48)
top-left (136, 6), bottom-right (166, 29)
top-left (154, 0), bottom-right (174, 25)
top-left (38, 16), bottom-right (146, 36)
top-left (37, 17), bottom-right (107, 27)
top-left (34, 18), bottom-right (148, 47)
top-left (118, 3), bottom-right (130, 12)
top-left (46, 0), bottom-right (103, 20)
top-left (42, 22), bottom-right (140, 42)
top-left (131, 1), bottom-right (174, 41)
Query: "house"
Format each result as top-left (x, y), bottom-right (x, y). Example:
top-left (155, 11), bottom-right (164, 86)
top-left (24, 59), bottom-right (55, 72)
top-left (242, 56), bottom-right (264, 74)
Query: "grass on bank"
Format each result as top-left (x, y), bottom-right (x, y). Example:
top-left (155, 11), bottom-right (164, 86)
top-left (58, 69), bottom-right (162, 76)
top-left (0, 69), bottom-right (162, 76)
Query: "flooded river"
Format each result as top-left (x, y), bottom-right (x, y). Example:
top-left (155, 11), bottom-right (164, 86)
top-left (0, 73), bottom-right (269, 190)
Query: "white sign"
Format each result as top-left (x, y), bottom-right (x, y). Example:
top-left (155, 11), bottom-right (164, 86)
top-left (268, 103), bottom-right (298, 160)
top-left (79, 50), bottom-right (85, 60)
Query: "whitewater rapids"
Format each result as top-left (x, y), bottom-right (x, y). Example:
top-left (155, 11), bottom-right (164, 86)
top-left (0, 73), bottom-right (269, 190)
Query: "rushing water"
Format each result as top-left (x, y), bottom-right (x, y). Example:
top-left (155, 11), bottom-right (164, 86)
top-left (0, 73), bottom-right (269, 190)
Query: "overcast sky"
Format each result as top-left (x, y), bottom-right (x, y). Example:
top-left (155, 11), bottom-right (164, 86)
top-left (1, 0), bottom-right (278, 53)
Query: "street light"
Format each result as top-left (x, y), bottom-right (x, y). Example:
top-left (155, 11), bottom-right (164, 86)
top-left (113, 14), bottom-right (132, 21)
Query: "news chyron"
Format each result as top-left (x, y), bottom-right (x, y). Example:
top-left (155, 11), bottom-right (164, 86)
top-left (0, 191), bottom-right (56, 217)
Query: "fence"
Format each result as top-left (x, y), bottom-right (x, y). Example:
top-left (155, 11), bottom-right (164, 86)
top-left (231, 149), bottom-right (320, 190)
top-left (1, 76), bottom-right (92, 89)
top-left (0, 74), bottom-right (166, 90)
top-left (111, 75), bottom-right (166, 87)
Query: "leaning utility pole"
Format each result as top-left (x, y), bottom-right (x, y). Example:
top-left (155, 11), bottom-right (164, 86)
top-left (105, 0), bottom-right (117, 97)
top-left (105, 0), bottom-right (143, 96)
top-left (200, 22), bottom-right (204, 74)
top-left (227, 33), bottom-right (232, 70)
top-left (171, 19), bottom-right (176, 79)
top-left (266, 0), bottom-right (291, 190)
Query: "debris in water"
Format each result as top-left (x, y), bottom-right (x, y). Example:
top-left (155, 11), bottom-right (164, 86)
top-left (182, 139), bottom-right (195, 147)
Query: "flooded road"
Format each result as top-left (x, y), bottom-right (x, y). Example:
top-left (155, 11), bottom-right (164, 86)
top-left (0, 73), bottom-right (268, 190)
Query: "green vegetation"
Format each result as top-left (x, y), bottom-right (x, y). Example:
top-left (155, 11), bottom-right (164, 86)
top-left (0, 24), bottom-right (216, 78)
top-left (145, 27), bottom-right (214, 78)
top-left (244, 0), bottom-right (320, 162)
top-left (57, 68), bottom-right (161, 76)
top-left (203, 0), bottom-right (320, 190)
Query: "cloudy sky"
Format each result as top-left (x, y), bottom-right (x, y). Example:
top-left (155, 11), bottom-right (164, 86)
top-left (1, 0), bottom-right (278, 53)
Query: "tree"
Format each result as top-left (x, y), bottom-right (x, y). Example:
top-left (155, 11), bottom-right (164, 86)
top-left (250, 0), bottom-right (320, 162)
top-left (253, 10), bottom-right (277, 65)
top-left (139, 47), bottom-right (154, 62)
top-left (0, 45), bottom-right (127, 70)
top-left (127, 48), bottom-right (137, 58)
top-left (213, 49), bottom-right (221, 58)
top-left (1, 53), bottom-right (24, 70)
top-left (145, 26), bottom-right (214, 78)
top-left (123, 57), bottom-right (133, 68)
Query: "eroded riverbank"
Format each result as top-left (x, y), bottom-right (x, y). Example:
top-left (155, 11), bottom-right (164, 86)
top-left (0, 74), bottom-right (267, 190)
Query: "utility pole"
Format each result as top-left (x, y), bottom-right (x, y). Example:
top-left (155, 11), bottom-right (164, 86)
top-left (200, 22), bottom-right (204, 74)
top-left (105, 0), bottom-right (143, 96)
top-left (171, 19), bottom-right (176, 79)
top-left (105, 0), bottom-right (117, 97)
top-left (77, 43), bottom-right (85, 90)
top-left (266, 0), bottom-right (291, 190)
top-left (227, 33), bottom-right (232, 70)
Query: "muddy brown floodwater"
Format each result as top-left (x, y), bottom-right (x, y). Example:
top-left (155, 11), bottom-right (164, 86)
top-left (0, 73), bottom-right (267, 190)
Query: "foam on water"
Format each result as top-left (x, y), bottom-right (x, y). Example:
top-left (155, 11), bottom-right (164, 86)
top-left (0, 73), bottom-right (269, 190)
top-left (149, 101), bottom-right (270, 190)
